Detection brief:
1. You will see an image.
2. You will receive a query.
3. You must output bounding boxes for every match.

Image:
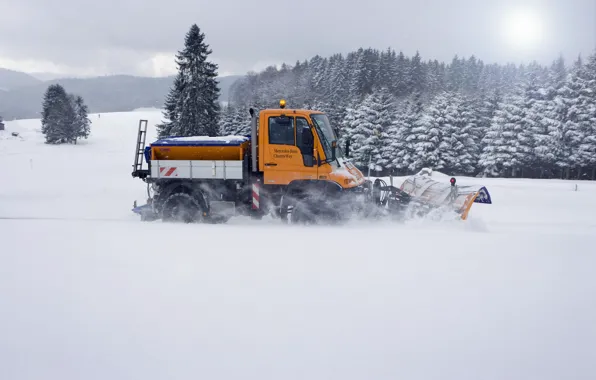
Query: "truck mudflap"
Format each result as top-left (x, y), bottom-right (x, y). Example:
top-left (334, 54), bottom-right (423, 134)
top-left (399, 172), bottom-right (492, 220)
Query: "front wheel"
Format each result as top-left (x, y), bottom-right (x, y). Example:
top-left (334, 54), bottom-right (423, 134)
top-left (161, 193), bottom-right (204, 223)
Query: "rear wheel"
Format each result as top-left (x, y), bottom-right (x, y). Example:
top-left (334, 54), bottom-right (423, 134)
top-left (161, 193), bottom-right (204, 223)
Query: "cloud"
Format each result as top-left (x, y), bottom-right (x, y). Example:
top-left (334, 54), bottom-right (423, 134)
top-left (0, 0), bottom-right (594, 77)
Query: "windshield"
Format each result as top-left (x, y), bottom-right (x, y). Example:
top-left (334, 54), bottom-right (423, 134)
top-left (310, 113), bottom-right (340, 163)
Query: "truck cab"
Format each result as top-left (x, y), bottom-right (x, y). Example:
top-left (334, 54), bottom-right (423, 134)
top-left (256, 100), bottom-right (365, 190)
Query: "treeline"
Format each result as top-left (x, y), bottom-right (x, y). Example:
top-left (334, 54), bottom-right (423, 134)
top-left (224, 48), bottom-right (596, 180)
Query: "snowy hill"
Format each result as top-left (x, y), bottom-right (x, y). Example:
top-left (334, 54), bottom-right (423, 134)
top-left (0, 68), bottom-right (42, 90)
top-left (0, 72), bottom-right (242, 120)
top-left (0, 110), bottom-right (595, 380)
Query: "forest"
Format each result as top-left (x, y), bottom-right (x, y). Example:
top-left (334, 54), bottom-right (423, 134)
top-left (221, 48), bottom-right (596, 180)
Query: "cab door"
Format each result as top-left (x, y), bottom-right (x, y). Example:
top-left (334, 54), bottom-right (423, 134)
top-left (263, 115), bottom-right (318, 185)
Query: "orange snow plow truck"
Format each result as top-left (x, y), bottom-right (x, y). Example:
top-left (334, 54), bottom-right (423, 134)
top-left (131, 100), bottom-right (492, 223)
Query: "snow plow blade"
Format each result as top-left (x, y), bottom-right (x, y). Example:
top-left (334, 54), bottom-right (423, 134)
top-left (399, 172), bottom-right (492, 220)
top-left (132, 202), bottom-right (158, 221)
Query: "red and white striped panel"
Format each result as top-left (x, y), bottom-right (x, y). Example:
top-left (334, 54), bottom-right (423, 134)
top-left (252, 183), bottom-right (260, 209)
top-left (159, 167), bottom-right (178, 177)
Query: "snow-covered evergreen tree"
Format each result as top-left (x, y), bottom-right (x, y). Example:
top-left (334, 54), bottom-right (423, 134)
top-left (343, 93), bottom-right (378, 169)
top-left (41, 84), bottom-right (77, 144)
top-left (478, 92), bottom-right (525, 177)
top-left (374, 87), bottom-right (398, 170)
top-left (439, 92), bottom-right (478, 174)
top-left (157, 24), bottom-right (220, 138)
top-left (525, 59), bottom-right (567, 177)
top-left (517, 66), bottom-right (544, 175)
top-left (220, 104), bottom-right (252, 136)
top-left (219, 104), bottom-right (234, 135)
top-left (69, 94), bottom-right (91, 144)
top-left (408, 92), bottom-right (448, 172)
top-left (391, 92), bottom-right (424, 173)
top-left (579, 52), bottom-right (596, 178)
top-left (342, 88), bottom-right (395, 172)
top-left (339, 105), bottom-right (357, 152)
top-left (555, 56), bottom-right (591, 178)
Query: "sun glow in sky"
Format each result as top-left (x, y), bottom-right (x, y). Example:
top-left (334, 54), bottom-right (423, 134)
top-left (500, 7), bottom-right (546, 50)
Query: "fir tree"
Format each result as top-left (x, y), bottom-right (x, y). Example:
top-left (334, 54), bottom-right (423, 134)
top-left (343, 93), bottom-right (378, 168)
top-left (392, 92), bottom-right (424, 173)
top-left (409, 92), bottom-right (448, 171)
top-left (579, 52), bottom-right (596, 178)
top-left (373, 87), bottom-right (397, 170)
top-left (68, 94), bottom-right (91, 144)
top-left (157, 24), bottom-right (220, 138)
top-left (220, 104), bottom-right (251, 136)
top-left (479, 93), bottom-right (524, 177)
top-left (41, 84), bottom-right (74, 144)
top-left (442, 93), bottom-right (477, 174)
top-left (556, 56), bottom-right (590, 178)
top-left (475, 88), bottom-right (502, 154)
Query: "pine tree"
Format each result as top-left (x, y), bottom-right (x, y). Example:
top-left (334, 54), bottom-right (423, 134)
top-left (580, 52), bottom-right (596, 178)
top-left (158, 75), bottom-right (183, 137)
top-left (344, 93), bottom-right (379, 169)
top-left (41, 84), bottom-right (73, 144)
top-left (157, 24), bottom-right (220, 138)
top-left (219, 104), bottom-right (233, 135)
top-left (230, 106), bottom-right (251, 135)
top-left (68, 94), bottom-right (91, 144)
top-left (555, 56), bottom-right (591, 178)
top-left (517, 66), bottom-right (544, 175)
top-left (441, 93), bottom-right (477, 174)
top-left (409, 92), bottom-right (448, 171)
top-left (374, 87), bottom-right (397, 170)
top-left (475, 88), bottom-right (502, 155)
top-left (391, 92), bottom-right (424, 173)
top-left (479, 93), bottom-right (524, 177)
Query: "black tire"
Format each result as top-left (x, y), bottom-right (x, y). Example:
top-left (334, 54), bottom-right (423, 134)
top-left (289, 200), bottom-right (314, 224)
top-left (161, 192), bottom-right (204, 223)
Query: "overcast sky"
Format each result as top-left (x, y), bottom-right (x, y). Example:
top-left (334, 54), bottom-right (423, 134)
top-left (0, 0), bottom-right (594, 78)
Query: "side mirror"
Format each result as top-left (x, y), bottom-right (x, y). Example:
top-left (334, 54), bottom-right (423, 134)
top-left (302, 127), bottom-right (314, 147)
top-left (331, 140), bottom-right (337, 162)
top-left (345, 138), bottom-right (350, 158)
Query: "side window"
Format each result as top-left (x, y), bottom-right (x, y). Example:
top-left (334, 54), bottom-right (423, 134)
top-left (268, 116), bottom-right (295, 145)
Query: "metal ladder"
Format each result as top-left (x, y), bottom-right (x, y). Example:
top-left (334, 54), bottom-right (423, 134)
top-left (132, 119), bottom-right (149, 178)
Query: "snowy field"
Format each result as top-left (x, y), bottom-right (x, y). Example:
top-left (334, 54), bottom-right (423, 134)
top-left (1, 111), bottom-right (595, 380)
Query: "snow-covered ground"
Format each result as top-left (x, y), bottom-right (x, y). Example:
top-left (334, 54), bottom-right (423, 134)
top-left (1, 111), bottom-right (595, 380)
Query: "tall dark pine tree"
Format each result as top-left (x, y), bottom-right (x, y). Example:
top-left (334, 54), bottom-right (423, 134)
top-left (41, 84), bottom-right (74, 144)
top-left (157, 24), bottom-right (220, 138)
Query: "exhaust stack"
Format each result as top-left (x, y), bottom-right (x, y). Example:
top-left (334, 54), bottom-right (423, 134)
top-left (249, 108), bottom-right (257, 172)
